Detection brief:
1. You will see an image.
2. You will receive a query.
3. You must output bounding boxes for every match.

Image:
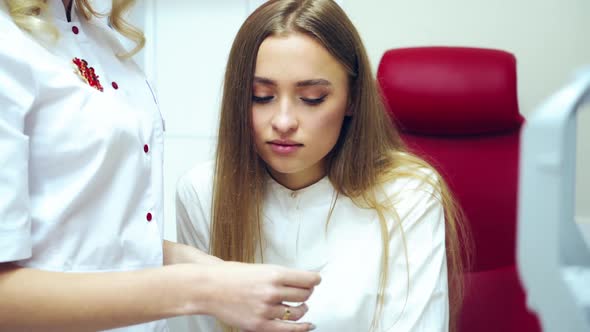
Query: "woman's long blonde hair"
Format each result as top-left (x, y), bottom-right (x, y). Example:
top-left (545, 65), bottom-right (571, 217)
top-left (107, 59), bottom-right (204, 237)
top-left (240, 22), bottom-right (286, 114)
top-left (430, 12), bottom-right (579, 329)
top-left (212, 0), bottom-right (471, 331)
top-left (4, 0), bottom-right (144, 57)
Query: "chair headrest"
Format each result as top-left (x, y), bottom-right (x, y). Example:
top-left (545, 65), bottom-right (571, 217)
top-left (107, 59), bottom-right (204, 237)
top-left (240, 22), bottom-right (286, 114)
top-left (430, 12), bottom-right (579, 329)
top-left (377, 47), bottom-right (523, 136)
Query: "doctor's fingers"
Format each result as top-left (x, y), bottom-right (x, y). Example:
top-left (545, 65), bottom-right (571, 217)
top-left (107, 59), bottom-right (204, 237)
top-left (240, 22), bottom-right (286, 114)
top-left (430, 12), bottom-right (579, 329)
top-left (275, 268), bottom-right (321, 289)
top-left (279, 285), bottom-right (315, 303)
top-left (245, 319), bottom-right (316, 332)
top-left (265, 302), bottom-right (308, 321)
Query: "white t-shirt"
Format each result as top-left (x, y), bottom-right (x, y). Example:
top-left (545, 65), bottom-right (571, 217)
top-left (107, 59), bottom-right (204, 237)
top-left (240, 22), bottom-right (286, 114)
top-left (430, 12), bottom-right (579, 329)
top-left (176, 161), bottom-right (449, 332)
top-left (0, 2), bottom-right (166, 331)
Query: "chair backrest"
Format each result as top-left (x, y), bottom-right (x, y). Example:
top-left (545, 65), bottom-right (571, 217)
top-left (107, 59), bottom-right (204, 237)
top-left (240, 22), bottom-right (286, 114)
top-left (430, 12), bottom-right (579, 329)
top-left (377, 46), bottom-right (541, 331)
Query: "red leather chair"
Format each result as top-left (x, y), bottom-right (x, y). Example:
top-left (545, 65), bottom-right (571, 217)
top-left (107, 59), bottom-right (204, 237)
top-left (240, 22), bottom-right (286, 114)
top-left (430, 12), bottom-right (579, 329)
top-left (377, 47), bottom-right (541, 332)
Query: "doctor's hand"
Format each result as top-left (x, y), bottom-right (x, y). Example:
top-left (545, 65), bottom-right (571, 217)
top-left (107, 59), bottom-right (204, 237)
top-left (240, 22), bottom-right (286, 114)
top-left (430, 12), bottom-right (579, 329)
top-left (199, 262), bottom-right (319, 332)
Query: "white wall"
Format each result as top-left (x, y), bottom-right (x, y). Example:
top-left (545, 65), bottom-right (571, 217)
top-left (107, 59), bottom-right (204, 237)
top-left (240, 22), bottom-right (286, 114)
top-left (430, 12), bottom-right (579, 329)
top-left (345, 0), bottom-right (590, 116)
top-left (132, 0), bottom-right (589, 252)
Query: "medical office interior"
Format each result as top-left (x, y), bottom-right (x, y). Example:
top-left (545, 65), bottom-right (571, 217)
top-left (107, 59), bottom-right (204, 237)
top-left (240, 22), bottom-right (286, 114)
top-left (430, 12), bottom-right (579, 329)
top-left (120, 0), bottom-right (589, 331)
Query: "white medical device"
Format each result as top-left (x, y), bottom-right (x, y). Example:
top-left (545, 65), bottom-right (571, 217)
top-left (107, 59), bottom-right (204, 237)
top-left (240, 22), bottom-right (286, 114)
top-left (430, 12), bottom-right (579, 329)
top-left (518, 68), bottom-right (590, 332)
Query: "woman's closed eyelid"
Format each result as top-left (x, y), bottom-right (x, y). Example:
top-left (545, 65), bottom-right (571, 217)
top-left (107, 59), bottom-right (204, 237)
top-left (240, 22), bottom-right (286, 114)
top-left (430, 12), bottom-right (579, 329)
top-left (252, 95), bottom-right (274, 104)
top-left (300, 94), bottom-right (328, 105)
top-left (252, 94), bottom-right (328, 105)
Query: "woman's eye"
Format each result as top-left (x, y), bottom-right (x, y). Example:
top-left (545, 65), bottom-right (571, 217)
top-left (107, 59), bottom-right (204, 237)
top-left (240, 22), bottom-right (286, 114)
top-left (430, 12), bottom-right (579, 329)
top-left (252, 95), bottom-right (274, 104)
top-left (301, 95), bottom-right (327, 106)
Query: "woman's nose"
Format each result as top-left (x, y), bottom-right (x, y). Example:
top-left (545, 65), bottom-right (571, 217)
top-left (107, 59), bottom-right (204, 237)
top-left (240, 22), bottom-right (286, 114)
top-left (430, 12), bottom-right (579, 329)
top-left (271, 99), bottom-right (298, 134)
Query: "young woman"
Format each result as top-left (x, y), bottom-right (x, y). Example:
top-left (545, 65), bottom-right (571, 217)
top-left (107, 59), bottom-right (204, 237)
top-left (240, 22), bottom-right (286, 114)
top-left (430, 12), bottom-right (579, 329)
top-left (0, 1), bottom-right (320, 331)
top-left (176, 0), bottom-right (469, 331)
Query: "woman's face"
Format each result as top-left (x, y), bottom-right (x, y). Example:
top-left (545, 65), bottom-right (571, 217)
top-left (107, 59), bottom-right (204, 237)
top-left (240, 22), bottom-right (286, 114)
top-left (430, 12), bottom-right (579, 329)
top-left (252, 32), bottom-right (350, 190)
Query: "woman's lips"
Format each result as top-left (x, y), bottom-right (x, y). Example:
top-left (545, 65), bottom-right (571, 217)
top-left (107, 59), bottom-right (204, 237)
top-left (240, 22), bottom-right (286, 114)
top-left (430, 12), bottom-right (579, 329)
top-left (268, 140), bottom-right (303, 154)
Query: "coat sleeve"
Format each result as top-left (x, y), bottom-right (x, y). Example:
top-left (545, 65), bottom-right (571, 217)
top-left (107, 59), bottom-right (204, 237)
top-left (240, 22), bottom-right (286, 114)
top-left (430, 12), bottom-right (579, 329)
top-left (0, 18), bottom-right (37, 263)
top-left (382, 171), bottom-right (449, 332)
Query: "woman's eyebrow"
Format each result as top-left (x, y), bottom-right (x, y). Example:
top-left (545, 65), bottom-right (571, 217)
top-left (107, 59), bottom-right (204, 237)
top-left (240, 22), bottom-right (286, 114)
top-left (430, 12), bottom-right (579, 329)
top-left (253, 76), bottom-right (276, 86)
top-left (253, 77), bottom-right (332, 87)
top-left (296, 79), bottom-right (332, 87)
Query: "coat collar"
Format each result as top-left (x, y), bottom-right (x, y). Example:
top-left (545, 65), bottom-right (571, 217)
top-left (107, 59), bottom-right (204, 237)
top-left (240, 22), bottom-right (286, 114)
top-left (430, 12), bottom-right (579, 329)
top-left (47, 0), bottom-right (79, 22)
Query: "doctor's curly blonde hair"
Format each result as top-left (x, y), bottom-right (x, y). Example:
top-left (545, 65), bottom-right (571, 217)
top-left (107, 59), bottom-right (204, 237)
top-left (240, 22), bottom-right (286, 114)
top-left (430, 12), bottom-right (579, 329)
top-left (3, 0), bottom-right (144, 57)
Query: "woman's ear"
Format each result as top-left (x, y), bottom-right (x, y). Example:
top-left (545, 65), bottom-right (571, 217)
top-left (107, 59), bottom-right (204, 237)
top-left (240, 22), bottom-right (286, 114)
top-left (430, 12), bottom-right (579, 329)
top-left (344, 95), bottom-right (354, 116)
top-left (345, 100), bottom-right (354, 116)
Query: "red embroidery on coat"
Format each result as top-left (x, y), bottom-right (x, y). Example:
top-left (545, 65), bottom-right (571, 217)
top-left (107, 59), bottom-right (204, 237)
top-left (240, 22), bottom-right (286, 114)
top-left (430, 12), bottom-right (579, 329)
top-left (72, 57), bottom-right (104, 92)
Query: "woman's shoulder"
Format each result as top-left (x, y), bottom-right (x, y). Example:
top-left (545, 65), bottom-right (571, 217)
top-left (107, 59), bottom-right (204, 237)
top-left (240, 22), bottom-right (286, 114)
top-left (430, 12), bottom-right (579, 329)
top-left (377, 162), bottom-right (446, 231)
top-left (384, 164), bottom-right (440, 195)
top-left (0, 8), bottom-right (36, 57)
top-left (176, 160), bottom-right (216, 202)
top-left (377, 161), bottom-right (443, 213)
top-left (0, 11), bottom-right (44, 114)
top-left (0, 3), bottom-right (16, 32)
top-left (0, 6), bottom-right (49, 51)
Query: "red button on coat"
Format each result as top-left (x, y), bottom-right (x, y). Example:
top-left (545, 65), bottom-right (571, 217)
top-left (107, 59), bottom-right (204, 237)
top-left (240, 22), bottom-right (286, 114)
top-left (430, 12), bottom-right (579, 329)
top-left (112, 81), bottom-right (119, 90)
top-left (143, 144), bottom-right (149, 153)
top-left (146, 213), bottom-right (152, 222)
top-left (72, 26), bottom-right (79, 34)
